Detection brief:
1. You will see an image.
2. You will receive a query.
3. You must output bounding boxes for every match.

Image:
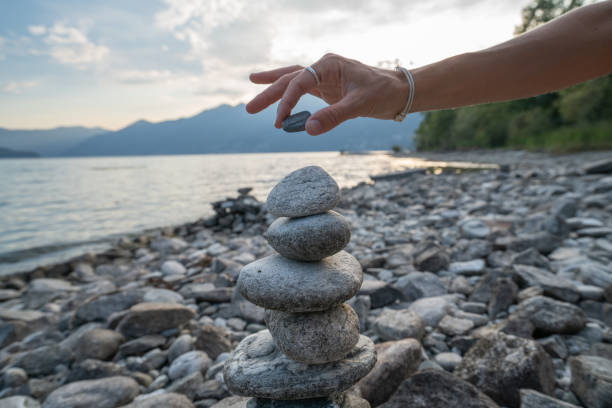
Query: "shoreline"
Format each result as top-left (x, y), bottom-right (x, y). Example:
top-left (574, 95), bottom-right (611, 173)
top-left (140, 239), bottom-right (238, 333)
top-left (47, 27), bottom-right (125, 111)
top-left (3, 149), bottom-right (611, 283)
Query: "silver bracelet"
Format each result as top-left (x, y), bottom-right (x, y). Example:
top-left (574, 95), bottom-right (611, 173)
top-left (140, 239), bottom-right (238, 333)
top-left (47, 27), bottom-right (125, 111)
top-left (394, 66), bottom-right (415, 122)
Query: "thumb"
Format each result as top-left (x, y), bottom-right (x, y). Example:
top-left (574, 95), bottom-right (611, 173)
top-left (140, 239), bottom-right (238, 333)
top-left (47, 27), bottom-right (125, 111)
top-left (306, 98), bottom-right (357, 136)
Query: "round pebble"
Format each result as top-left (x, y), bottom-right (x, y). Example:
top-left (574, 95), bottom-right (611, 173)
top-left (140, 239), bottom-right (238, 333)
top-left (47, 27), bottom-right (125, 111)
top-left (237, 251), bottom-right (362, 312)
top-left (266, 166), bottom-right (340, 217)
top-left (264, 211), bottom-right (351, 261)
top-left (223, 330), bottom-right (376, 400)
top-left (266, 304), bottom-right (360, 364)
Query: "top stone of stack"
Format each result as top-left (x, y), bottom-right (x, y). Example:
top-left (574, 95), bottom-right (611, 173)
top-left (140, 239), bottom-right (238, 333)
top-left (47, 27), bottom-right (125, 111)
top-left (266, 166), bottom-right (340, 218)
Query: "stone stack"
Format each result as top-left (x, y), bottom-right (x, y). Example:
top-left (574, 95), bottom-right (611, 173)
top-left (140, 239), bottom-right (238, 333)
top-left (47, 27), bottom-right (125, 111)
top-left (223, 166), bottom-right (376, 407)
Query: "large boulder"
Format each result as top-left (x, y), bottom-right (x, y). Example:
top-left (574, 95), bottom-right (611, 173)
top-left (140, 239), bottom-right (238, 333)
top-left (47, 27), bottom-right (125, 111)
top-left (516, 296), bottom-right (586, 335)
top-left (455, 332), bottom-right (555, 408)
top-left (379, 369), bottom-right (499, 408)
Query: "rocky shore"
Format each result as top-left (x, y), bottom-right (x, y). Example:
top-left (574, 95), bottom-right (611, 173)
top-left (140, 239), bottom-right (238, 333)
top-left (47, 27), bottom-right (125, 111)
top-left (1, 150), bottom-right (611, 408)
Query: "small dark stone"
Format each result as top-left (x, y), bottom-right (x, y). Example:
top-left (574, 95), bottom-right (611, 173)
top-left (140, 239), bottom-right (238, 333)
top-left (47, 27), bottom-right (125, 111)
top-left (282, 111), bottom-right (311, 133)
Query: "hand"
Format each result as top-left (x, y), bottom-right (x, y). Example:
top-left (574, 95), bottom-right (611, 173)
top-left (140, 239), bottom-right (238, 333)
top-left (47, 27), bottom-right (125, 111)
top-left (246, 53), bottom-right (411, 136)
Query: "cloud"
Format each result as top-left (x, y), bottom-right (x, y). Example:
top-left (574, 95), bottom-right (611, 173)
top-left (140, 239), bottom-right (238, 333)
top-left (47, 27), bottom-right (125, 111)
top-left (3, 80), bottom-right (38, 94)
top-left (35, 23), bottom-right (109, 67)
top-left (28, 25), bottom-right (47, 36)
top-left (115, 69), bottom-right (174, 84)
top-left (0, 36), bottom-right (4, 60)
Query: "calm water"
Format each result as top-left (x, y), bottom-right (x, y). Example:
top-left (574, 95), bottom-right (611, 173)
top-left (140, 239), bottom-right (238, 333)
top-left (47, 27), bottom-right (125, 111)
top-left (0, 152), bottom-right (491, 275)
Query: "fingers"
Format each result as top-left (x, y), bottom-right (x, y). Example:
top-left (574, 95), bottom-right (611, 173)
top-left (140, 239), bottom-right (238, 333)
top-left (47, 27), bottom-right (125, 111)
top-left (306, 98), bottom-right (357, 136)
top-left (246, 71), bottom-right (301, 114)
top-left (275, 69), bottom-right (318, 128)
top-left (249, 65), bottom-right (303, 84)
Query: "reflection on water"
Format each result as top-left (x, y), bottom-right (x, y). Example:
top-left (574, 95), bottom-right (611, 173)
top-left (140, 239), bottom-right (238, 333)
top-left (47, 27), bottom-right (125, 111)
top-left (0, 152), bottom-right (487, 275)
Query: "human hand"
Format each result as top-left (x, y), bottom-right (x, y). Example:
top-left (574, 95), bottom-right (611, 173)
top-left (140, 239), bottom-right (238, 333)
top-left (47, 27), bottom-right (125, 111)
top-left (246, 53), bottom-right (411, 136)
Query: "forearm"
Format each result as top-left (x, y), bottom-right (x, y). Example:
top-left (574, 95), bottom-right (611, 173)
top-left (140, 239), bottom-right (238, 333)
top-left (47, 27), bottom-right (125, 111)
top-left (410, 1), bottom-right (612, 112)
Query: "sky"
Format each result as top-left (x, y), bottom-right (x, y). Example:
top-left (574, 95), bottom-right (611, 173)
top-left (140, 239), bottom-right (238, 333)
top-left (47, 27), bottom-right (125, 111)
top-left (0, 0), bottom-right (532, 130)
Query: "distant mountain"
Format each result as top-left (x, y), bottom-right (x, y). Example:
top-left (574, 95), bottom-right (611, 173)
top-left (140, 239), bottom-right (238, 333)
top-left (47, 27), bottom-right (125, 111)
top-left (63, 97), bottom-right (421, 156)
top-left (0, 147), bottom-right (40, 158)
top-left (0, 126), bottom-right (109, 157)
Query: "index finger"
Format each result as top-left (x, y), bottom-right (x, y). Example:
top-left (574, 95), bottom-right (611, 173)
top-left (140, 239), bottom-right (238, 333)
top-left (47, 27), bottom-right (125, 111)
top-left (275, 69), bottom-right (318, 128)
top-left (250, 65), bottom-right (303, 84)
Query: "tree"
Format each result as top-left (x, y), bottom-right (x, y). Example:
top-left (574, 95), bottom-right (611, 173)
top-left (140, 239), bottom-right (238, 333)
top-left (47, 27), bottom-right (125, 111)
top-left (514, 0), bottom-right (584, 35)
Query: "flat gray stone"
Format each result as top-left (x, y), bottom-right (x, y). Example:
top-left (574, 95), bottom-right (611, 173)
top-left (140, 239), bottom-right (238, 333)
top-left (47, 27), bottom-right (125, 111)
top-left (116, 303), bottom-right (195, 338)
top-left (266, 166), bottom-right (340, 218)
top-left (0, 396), bottom-right (41, 408)
top-left (282, 110), bottom-right (311, 133)
top-left (237, 251), bottom-right (362, 312)
top-left (520, 389), bottom-right (580, 408)
top-left (223, 330), bottom-right (376, 400)
top-left (372, 308), bottom-right (425, 341)
top-left (516, 296), bottom-right (585, 335)
top-left (42, 376), bottom-right (139, 408)
top-left (266, 304), bottom-right (360, 364)
top-left (569, 355), bottom-right (612, 408)
top-left (264, 211), bottom-right (350, 261)
top-left (121, 393), bottom-right (195, 408)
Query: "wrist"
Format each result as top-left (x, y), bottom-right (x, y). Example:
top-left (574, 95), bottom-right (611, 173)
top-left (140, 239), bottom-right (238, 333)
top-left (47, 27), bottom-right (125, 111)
top-left (391, 69), bottom-right (412, 117)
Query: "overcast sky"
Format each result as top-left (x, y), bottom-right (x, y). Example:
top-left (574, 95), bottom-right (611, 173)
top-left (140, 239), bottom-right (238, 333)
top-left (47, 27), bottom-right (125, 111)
top-left (0, 0), bottom-right (532, 130)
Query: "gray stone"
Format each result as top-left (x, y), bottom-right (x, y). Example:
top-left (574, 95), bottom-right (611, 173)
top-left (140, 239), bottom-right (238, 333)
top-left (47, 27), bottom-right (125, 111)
top-left (0, 396), bottom-right (41, 408)
top-left (488, 277), bottom-right (518, 318)
top-left (455, 332), bottom-right (555, 408)
top-left (393, 272), bottom-right (446, 302)
top-left (449, 259), bottom-right (485, 276)
top-left (379, 369), bottom-right (499, 408)
top-left (118, 335), bottom-right (166, 357)
top-left (265, 166), bottom-right (340, 218)
top-left (3, 367), bottom-right (28, 387)
top-left (585, 158), bottom-right (612, 174)
top-left (169, 350), bottom-right (212, 380)
top-left (150, 237), bottom-right (188, 253)
top-left (413, 244), bottom-right (450, 273)
top-left (372, 308), bottom-right (425, 341)
top-left (282, 110), bottom-right (311, 133)
top-left (356, 338), bottom-right (421, 407)
top-left (12, 344), bottom-right (68, 377)
top-left (264, 211), bottom-right (350, 261)
top-left (358, 280), bottom-right (401, 309)
top-left (266, 304), bottom-right (360, 364)
top-left (513, 265), bottom-right (580, 303)
top-left (168, 334), bottom-right (195, 362)
top-left (117, 303), bottom-right (195, 338)
top-left (194, 325), bottom-right (232, 360)
top-left (42, 376), bottom-right (139, 408)
top-left (520, 389), bottom-right (580, 408)
top-left (161, 260), bottom-right (187, 275)
top-left (407, 296), bottom-right (452, 327)
top-left (438, 315), bottom-right (474, 336)
top-left (459, 219), bottom-right (491, 239)
top-left (120, 393), bottom-right (195, 408)
top-left (75, 291), bottom-right (143, 323)
top-left (237, 251), bottom-right (362, 312)
top-left (434, 352), bottom-right (463, 372)
top-left (180, 284), bottom-right (233, 303)
top-left (569, 355), bottom-right (612, 408)
top-left (516, 296), bottom-right (586, 335)
top-left (538, 335), bottom-right (568, 359)
top-left (211, 396), bottom-right (249, 408)
top-left (167, 371), bottom-right (205, 400)
top-left (73, 329), bottom-right (124, 361)
top-left (223, 330), bottom-right (376, 400)
top-left (143, 288), bottom-right (184, 303)
top-left (461, 302), bottom-right (487, 315)
top-left (66, 359), bottom-right (128, 383)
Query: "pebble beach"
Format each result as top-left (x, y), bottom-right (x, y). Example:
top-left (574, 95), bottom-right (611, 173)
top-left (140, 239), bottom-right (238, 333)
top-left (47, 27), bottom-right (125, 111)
top-left (1, 149), bottom-right (612, 408)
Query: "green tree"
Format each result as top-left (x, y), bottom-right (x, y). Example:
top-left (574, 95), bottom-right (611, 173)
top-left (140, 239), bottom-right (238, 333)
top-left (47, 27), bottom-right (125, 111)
top-left (514, 0), bottom-right (584, 35)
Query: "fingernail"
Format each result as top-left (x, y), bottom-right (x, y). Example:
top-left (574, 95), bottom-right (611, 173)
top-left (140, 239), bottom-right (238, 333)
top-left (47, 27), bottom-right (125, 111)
top-left (306, 119), bottom-right (322, 135)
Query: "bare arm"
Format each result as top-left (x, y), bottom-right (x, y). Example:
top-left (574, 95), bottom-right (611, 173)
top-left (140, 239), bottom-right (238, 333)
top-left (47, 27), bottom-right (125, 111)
top-left (412, 0), bottom-right (612, 111)
top-left (246, 1), bottom-right (612, 135)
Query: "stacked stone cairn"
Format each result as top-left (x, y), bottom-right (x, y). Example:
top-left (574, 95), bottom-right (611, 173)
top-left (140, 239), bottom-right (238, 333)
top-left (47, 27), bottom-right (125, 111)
top-left (223, 166), bottom-right (376, 407)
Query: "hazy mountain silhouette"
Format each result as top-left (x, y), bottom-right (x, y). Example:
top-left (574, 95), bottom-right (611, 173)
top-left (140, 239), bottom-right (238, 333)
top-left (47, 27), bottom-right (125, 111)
top-left (0, 147), bottom-right (40, 158)
top-left (63, 98), bottom-right (421, 156)
top-left (0, 126), bottom-right (109, 157)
